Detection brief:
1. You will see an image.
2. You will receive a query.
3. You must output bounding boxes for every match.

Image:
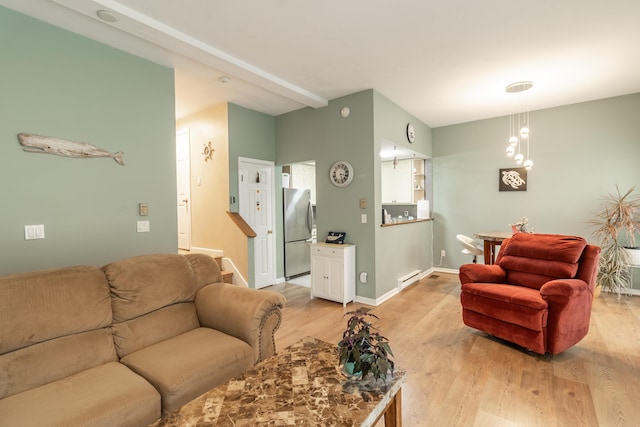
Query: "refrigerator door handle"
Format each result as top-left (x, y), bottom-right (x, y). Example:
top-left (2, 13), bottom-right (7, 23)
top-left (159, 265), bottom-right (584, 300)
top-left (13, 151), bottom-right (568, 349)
top-left (307, 201), bottom-right (313, 234)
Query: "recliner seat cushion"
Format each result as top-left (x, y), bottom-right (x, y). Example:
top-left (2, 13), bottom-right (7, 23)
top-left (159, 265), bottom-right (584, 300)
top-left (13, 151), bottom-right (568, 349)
top-left (0, 362), bottom-right (160, 427)
top-left (461, 283), bottom-right (548, 331)
top-left (120, 327), bottom-right (254, 413)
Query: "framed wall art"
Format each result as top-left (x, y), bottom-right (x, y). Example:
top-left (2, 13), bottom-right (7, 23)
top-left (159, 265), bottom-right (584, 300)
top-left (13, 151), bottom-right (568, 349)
top-left (499, 167), bottom-right (527, 191)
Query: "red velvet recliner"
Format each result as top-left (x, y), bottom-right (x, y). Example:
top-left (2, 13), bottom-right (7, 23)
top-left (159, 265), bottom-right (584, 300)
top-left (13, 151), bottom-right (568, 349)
top-left (459, 233), bottom-right (600, 354)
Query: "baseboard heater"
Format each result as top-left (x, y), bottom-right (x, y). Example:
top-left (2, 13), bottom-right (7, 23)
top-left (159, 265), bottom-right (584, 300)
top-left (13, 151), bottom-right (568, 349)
top-left (397, 270), bottom-right (422, 289)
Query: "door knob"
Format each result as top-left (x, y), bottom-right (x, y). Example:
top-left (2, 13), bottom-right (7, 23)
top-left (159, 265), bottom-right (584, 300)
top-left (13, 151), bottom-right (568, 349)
top-left (183, 199), bottom-right (188, 203)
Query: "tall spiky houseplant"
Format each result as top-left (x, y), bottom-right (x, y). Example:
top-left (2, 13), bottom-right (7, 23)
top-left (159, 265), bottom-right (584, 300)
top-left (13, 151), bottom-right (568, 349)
top-left (590, 186), bottom-right (640, 297)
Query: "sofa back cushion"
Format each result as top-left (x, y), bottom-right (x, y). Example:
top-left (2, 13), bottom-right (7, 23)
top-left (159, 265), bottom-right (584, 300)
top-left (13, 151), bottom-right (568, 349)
top-left (0, 266), bottom-right (116, 398)
top-left (112, 303), bottom-right (200, 358)
top-left (104, 254), bottom-right (224, 357)
top-left (498, 233), bottom-right (587, 289)
top-left (103, 254), bottom-right (198, 322)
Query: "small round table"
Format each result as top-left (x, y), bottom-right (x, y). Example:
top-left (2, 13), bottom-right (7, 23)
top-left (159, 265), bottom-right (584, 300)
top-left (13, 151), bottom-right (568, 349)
top-left (473, 232), bottom-right (513, 264)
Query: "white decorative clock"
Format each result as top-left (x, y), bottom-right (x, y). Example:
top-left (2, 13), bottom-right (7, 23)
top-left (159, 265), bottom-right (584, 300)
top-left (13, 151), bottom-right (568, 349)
top-left (406, 123), bottom-right (416, 143)
top-left (329, 161), bottom-right (354, 187)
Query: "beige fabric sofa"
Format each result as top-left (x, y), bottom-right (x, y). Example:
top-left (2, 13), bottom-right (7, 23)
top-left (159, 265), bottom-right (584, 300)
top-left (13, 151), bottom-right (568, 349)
top-left (0, 253), bottom-right (286, 427)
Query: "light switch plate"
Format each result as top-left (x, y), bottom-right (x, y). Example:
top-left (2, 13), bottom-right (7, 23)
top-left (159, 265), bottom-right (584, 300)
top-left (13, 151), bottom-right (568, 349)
top-left (25, 224), bottom-right (45, 240)
top-left (139, 203), bottom-right (149, 216)
top-left (137, 220), bottom-right (150, 232)
top-left (361, 214), bottom-right (367, 224)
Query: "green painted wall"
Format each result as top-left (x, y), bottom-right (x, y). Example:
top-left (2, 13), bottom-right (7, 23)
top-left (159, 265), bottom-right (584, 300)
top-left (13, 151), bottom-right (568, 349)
top-left (433, 94), bottom-right (640, 291)
top-left (373, 91), bottom-right (433, 297)
top-left (276, 90), bottom-right (433, 300)
top-left (276, 90), bottom-right (377, 298)
top-left (227, 103), bottom-right (277, 284)
top-left (0, 6), bottom-right (177, 275)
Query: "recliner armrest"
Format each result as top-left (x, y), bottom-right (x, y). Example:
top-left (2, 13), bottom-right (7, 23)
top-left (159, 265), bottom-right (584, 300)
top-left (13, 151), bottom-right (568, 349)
top-left (195, 283), bottom-right (286, 363)
top-left (540, 279), bottom-right (589, 300)
top-left (459, 264), bottom-right (506, 284)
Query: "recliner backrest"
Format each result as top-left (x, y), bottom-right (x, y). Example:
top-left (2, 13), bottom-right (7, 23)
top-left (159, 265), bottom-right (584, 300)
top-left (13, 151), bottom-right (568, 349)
top-left (497, 233), bottom-right (588, 290)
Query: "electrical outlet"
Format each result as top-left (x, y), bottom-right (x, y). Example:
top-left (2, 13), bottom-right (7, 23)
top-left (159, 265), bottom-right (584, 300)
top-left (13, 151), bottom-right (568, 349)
top-left (441, 249), bottom-right (446, 257)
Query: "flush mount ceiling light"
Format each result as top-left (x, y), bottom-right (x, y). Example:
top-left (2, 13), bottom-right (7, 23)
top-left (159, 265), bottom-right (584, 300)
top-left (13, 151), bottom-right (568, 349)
top-left (505, 81), bottom-right (534, 170)
top-left (96, 10), bottom-right (119, 23)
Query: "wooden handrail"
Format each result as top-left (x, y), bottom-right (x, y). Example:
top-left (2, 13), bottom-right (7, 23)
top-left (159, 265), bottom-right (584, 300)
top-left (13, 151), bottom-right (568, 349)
top-left (226, 211), bottom-right (257, 238)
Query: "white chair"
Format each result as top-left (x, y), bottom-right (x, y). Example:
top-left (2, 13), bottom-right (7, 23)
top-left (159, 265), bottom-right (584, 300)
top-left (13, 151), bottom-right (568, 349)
top-left (456, 234), bottom-right (484, 264)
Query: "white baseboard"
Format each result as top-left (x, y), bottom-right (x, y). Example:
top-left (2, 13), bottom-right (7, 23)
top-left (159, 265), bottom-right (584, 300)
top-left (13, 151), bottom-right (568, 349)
top-left (221, 257), bottom-right (248, 288)
top-left (189, 247), bottom-right (224, 258)
top-left (434, 267), bottom-right (459, 274)
top-left (397, 269), bottom-right (423, 290)
top-left (357, 270), bottom-right (430, 307)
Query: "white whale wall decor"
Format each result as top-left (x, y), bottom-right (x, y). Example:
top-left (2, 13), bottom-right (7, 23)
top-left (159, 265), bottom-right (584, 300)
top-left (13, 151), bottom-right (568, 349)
top-left (17, 133), bottom-right (125, 166)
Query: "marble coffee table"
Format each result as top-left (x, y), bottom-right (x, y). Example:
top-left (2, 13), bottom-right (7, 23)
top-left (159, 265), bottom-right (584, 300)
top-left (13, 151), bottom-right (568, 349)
top-left (150, 336), bottom-right (406, 426)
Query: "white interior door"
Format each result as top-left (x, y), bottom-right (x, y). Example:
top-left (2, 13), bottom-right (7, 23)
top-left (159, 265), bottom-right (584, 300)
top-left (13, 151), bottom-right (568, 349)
top-left (176, 129), bottom-right (191, 250)
top-left (238, 158), bottom-right (276, 289)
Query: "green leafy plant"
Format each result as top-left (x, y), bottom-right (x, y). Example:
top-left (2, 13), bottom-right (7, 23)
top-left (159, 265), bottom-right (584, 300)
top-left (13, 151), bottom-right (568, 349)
top-left (590, 185), bottom-right (640, 296)
top-left (337, 308), bottom-right (394, 381)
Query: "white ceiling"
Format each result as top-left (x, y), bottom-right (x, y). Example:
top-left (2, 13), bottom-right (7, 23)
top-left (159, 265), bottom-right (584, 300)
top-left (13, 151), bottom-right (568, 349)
top-left (3, 0), bottom-right (640, 127)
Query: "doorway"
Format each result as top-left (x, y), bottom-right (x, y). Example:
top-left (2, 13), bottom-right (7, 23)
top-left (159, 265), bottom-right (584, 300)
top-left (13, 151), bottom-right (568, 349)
top-left (176, 129), bottom-right (191, 250)
top-left (238, 157), bottom-right (277, 289)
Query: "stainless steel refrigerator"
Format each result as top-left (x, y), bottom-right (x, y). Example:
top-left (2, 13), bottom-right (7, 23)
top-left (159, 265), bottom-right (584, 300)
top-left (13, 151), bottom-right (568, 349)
top-left (283, 188), bottom-right (313, 279)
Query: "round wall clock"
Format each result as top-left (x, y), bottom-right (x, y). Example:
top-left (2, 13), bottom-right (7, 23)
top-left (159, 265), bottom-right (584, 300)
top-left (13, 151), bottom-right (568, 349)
top-left (329, 161), bottom-right (354, 187)
top-left (406, 123), bottom-right (416, 143)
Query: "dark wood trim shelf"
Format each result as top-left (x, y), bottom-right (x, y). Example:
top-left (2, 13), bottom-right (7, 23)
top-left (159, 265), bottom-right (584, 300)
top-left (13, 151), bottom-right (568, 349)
top-left (226, 211), bottom-right (257, 237)
top-left (380, 218), bottom-right (432, 227)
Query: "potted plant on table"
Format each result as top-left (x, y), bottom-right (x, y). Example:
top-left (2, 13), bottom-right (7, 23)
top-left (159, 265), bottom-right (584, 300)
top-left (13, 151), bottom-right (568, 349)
top-left (590, 185), bottom-right (640, 298)
top-left (337, 308), bottom-right (394, 382)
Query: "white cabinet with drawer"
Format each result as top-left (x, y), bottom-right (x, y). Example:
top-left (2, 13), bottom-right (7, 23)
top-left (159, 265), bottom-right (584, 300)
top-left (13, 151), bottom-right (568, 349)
top-left (310, 243), bottom-right (356, 307)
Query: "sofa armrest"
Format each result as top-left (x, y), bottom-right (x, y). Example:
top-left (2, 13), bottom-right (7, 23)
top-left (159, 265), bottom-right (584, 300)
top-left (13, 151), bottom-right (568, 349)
top-left (459, 264), bottom-right (506, 284)
top-left (195, 283), bottom-right (286, 363)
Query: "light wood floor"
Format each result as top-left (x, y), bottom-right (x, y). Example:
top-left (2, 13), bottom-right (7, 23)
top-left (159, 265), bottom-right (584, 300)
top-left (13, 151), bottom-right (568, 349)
top-left (269, 273), bottom-right (640, 427)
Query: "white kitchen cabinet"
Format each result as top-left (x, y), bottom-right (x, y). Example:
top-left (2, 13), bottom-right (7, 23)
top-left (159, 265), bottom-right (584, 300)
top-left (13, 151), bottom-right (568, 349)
top-left (381, 159), bottom-right (412, 203)
top-left (310, 243), bottom-right (355, 307)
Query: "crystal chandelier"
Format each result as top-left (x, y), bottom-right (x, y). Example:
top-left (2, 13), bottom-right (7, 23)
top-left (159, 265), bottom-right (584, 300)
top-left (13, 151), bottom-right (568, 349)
top-left (505, 81), bottom-right (533, 170)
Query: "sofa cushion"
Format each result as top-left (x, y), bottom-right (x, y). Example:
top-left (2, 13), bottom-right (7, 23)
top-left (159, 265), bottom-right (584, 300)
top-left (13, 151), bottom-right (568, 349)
top-left (0, 362), bottom-right (160, 427)
top-left (0, 328), bottom-right (117, 399)
top-left (0, 265), bottom-right (112, 354)
top-left (103, 254), bottom-right (198, 322)
top-left (501, 233), bottom-right (587, 263)
top-left (185, 253), bottom-right (223, 293)
top-left (120, 327), bottom-right (254, 413)
top-left (111, 302), bottom-right (200, 358)
top-left (498, 234), bottom-right (587, 289)
top-left (461, 283), bottom-right (548, 331)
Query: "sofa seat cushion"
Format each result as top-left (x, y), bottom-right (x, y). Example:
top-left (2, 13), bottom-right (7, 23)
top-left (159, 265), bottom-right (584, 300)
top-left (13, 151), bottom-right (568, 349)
top-left (0, 362), bottom-right (160, 427)
top-left (120, 327), bottom-right (254, 413)
top-left (461, 283), bottom-right (548, 331)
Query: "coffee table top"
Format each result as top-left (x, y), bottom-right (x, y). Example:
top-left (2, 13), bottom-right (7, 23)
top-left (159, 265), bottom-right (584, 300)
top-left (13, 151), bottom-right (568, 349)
top-left (150, 336), bottom-right (406, 426)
